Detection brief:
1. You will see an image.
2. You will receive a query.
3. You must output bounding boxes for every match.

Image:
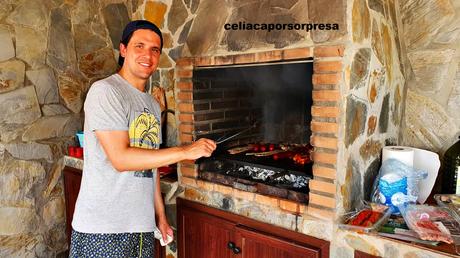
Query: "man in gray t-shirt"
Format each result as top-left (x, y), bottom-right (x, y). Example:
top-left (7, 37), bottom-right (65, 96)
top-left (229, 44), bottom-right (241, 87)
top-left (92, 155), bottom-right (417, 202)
top-left (70, 20), bottom-right (216, 258)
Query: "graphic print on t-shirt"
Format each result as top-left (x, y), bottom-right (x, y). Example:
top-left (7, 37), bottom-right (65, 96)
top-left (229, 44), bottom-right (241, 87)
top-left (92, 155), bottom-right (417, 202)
top-left (129, 108), bottom-right (160, 178)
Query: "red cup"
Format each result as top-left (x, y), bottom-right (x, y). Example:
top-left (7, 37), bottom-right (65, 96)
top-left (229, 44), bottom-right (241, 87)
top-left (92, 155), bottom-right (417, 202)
top-left (68, 146), bottom-right (75, 157)
top-left (75, 147), bottom-right (83, 159)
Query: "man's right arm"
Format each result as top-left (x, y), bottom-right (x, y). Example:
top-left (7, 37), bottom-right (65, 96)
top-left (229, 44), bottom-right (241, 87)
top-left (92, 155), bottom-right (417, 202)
top-left (95, 130), bottom-right (216, 172)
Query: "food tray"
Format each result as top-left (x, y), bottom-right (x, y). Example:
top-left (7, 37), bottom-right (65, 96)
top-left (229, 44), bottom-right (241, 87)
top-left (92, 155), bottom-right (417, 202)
top-left (434, 194), bottom-right (460, 221)
top-left (402, 204), bottom-right (460, 244)
top-left (339, 205), bottom-right (392, 233)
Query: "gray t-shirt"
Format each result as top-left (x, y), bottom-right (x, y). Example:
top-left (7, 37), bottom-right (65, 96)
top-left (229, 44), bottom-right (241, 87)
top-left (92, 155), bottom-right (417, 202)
top-left (72, 73), bottom-right (162, 233)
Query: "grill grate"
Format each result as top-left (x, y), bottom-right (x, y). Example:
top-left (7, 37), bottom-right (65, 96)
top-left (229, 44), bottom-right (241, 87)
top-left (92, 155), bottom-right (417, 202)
top-left (197, 150), bottom-right (312, 199)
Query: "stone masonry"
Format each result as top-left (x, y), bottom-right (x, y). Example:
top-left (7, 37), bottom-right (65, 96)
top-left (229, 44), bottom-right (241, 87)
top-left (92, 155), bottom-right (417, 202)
top-left (400, 0), bottom-right (460, 153)
top-left (0, 1), bottom-right (140, 257)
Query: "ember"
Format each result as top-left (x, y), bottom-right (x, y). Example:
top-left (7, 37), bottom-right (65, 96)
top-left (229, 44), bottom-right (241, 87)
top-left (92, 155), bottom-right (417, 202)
top-left (198, 151), bottom-right (311, 203)
top-left (227, 166), bottom-right (309, 189)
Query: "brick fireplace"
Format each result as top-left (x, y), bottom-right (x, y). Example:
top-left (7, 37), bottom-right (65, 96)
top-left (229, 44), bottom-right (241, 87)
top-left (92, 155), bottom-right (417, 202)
top-left (167, 0), bottom-right (412, 254)
top-left (175, 46), bottom-right (344, 219)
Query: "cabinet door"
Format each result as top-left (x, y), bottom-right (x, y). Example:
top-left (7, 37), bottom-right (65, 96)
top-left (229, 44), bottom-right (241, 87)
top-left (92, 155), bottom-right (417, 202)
top-left (178, 208), bottom-right (235, 258)
top-left (154, 239), bottom-right (166, 258)
top-left (235, 226), bottom-right (321, 258)
top-left (63, 167), bottom-right (82, 247)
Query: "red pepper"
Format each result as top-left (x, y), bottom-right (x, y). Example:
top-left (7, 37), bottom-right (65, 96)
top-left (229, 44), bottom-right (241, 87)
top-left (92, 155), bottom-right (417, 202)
top-left (349, 210), bottom-right (372, 226)
top-left (362, 211), bottom-right (382, 227)
top-left (368, 211), bottom-right (382, 224)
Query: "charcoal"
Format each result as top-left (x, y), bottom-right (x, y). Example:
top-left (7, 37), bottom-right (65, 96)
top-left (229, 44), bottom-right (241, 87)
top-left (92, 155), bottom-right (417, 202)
top-left (199, 157), bottom-right (310, 201)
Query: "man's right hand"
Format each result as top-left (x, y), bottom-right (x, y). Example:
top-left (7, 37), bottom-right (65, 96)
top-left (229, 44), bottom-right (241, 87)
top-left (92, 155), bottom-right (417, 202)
top-left (181, 138), bottom-right (216, 160)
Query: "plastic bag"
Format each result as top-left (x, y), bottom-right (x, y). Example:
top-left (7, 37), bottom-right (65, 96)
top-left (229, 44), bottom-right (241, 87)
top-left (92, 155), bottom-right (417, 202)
top-left (371, 159), bottom-right (427, 213)
top-left (400, 204), bottom-right (457, 244)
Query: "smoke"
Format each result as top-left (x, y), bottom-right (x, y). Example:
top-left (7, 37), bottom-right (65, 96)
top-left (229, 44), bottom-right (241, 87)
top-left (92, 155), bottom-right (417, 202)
top-left (193, 60), bottom-right (313, 144)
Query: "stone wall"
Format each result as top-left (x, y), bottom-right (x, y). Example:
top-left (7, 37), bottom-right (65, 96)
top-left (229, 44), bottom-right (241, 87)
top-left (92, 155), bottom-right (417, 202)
top-left (168, 0), bottom-right (444, 257)
top-left (172, 0), bottom-right (348, 219)
top-left (167, 0), bottom-right (404, 223)
top-left (163, 0), bottom-right (450, 256)
top-left (337, 0), bottom-right (407, 215)
top-left (0, 1), bottom-right (142, 256)
top-left (168, 0), bottom-right (407, 217)
top-left (183, 0), bottom-right (347, 55)
top-left (400, 0), bottom-right (460, 153)
top-left (331, 0), bottom-right (444, 257)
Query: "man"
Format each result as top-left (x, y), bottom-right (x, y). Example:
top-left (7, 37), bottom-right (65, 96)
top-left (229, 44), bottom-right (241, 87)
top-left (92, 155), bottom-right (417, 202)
top-left (70, 20), bottom-right (216, 257)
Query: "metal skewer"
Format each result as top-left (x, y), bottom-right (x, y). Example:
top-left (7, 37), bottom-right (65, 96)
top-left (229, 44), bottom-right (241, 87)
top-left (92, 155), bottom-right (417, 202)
top-left (216, 123), bottom-right (257, 144)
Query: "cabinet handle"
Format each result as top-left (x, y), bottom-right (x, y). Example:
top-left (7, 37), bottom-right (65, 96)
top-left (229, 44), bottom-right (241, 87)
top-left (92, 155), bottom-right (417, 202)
top-left (227, 242), bottom-right (241, 254)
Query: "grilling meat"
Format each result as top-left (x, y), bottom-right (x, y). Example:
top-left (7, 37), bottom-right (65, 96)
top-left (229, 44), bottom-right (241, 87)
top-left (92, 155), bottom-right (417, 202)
top-left (276, 144), bottom-right (313, 165)
top-left (227, 145), bottom-right (253, 154)
top-left (253, 150), bottom-right (284, 157)
top-left (228, 143), bottom-right (313, 165)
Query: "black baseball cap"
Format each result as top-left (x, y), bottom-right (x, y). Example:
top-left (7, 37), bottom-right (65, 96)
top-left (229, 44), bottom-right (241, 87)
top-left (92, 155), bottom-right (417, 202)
top-left (118, 20), bottom-right (163, 66)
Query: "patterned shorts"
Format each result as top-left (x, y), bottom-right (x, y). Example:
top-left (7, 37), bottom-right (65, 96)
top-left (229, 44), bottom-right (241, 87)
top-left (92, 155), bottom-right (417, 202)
top-left (69, 229), bottom-right (155, 258)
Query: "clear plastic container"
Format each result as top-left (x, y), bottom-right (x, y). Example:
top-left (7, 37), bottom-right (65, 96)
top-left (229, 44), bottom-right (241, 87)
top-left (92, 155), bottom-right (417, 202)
top-left (400, 204), bottom-right (459, 244)
top-left (409, 199), bottom-right (460, 254)
top-left (434, 194), bottom-right (460, 221)
top-left (339, 205), bottom-right (392, 233)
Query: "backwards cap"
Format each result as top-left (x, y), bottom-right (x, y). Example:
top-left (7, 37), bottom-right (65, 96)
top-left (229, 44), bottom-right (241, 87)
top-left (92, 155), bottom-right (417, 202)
top-left (118, 20), bottom-right (163, 66)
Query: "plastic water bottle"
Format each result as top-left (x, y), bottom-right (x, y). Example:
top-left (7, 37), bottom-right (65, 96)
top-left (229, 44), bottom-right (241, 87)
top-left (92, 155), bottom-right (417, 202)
top-left (379, 173), bottom-right (407, 213)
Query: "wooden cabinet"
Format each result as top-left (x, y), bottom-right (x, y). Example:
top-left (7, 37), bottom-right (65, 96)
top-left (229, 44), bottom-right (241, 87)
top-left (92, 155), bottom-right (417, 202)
top-left (63, 166), bottom-right (165, 258)
top-left (236, 226), bottom-right (322, 258)
top-left (181, 207), bottom-right (235, 258)
top-left (63, 166), bottom-right (82, 247)
top-left (177, 198), bottom-right (330, 258)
